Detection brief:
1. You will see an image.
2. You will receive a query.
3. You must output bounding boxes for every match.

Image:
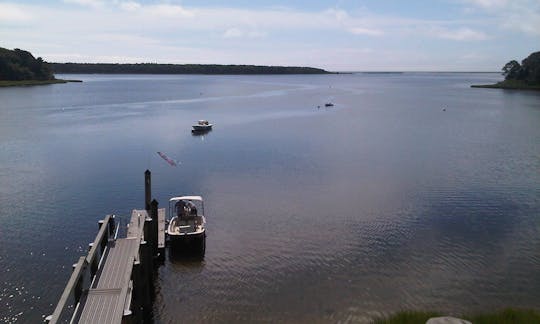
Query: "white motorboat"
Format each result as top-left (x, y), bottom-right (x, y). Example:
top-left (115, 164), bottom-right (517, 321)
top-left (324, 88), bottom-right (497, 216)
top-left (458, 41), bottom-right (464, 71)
top-left (192, 120), bottom-right (213, 132)
top-left (167, 196), bottom-right (206, 254)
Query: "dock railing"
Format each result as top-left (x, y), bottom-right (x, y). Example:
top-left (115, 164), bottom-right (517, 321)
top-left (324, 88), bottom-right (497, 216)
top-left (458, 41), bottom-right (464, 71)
top-left (46, 215), bottom-right (116, 324)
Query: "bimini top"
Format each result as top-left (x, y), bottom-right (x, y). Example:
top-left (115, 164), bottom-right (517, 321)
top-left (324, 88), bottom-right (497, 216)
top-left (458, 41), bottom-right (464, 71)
top-left (169, 196), bottom-right (203, 202)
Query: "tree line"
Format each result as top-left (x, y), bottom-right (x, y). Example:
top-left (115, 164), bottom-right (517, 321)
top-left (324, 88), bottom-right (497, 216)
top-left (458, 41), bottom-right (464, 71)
top-left (50, 63), bottom-right (330, 74)
top-left (0, 47), bottom-right (55, 81)
top-left (502, 51), bottom-right (540, 84)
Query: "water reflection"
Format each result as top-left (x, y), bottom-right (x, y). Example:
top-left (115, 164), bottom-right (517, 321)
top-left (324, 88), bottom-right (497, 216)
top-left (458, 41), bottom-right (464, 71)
top-left (167, 248), bottom-right (206, 265)
top-left (191, 128), bottom-right (213, 137)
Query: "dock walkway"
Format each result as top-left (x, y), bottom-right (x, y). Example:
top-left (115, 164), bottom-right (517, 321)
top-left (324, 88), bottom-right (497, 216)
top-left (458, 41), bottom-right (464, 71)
top-left (47, 171), bottom-right (166, 324)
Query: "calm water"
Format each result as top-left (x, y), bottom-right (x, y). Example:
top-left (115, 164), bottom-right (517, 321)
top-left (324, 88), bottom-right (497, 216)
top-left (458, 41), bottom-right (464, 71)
top-left (1, 73), bottom-right (539, 323)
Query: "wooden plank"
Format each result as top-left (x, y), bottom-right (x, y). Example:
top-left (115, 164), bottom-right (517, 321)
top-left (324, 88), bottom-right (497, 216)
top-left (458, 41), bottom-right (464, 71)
top-left (79, 239), bottom-right (139, 324)
top-left (158, 208), bottom-right (166, 249)
top-left (127, 209), bottom-right (147, 238)
top-left (79, 288), bottom-right (123, 323)
top-left (55, 207), bottom-right (152, 324)
top-left (95, 239), bottom-right (138, 289)
top-left (79, 210), bottom-right (145, 324)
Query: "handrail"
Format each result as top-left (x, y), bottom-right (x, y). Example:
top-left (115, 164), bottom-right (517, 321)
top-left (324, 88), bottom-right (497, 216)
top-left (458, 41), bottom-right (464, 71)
top-left (46, 257), bottom-right (87, 324)
top-left (86, 215), bottom-right (114, 270)
top-left (46, 215), bottom-right (115, 323)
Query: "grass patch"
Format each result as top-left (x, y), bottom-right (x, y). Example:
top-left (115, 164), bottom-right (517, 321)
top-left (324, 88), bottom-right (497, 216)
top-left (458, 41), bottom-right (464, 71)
top-left (467, 308), bottom-right (540, 324)
top-left (0, 79), bottom-right (81, 87)
top-left (375, 308), bottom-right (540, 324)
top-left (471, 80), bottom-right (540, 90)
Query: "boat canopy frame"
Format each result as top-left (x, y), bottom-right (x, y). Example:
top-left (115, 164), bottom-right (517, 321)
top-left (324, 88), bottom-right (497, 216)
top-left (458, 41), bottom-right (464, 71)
top-left (168, 196), bottom-right (205, 219)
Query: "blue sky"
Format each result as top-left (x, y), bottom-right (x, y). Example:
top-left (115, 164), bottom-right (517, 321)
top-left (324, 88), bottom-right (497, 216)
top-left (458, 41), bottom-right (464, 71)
top-left (1, 0), bottom-right (538, 71)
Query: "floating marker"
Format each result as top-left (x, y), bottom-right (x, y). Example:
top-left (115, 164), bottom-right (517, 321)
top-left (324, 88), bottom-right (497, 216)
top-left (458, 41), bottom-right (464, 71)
top-left (157, 151), bottom-right (179, 167)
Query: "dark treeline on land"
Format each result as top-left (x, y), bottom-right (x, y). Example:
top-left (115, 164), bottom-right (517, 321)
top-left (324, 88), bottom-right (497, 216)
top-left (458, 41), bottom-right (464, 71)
top-left (502, 51), bottom-right (540, 83)
top-left (472, 50), bottom-right (540, 90)
top-left (0, 47), bottom-right (55, 81)
top-left (50, 63), bottom-right (330, 75)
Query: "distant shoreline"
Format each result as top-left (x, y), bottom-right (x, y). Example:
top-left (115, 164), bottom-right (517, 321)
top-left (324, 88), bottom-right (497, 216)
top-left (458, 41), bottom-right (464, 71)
top-left (50, 63), bottom-right (331, 75)
top-left (0, 79), bottom-right (82, 87)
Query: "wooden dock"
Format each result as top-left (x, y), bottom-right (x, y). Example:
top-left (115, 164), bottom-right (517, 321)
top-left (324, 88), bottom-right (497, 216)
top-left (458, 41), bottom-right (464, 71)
top-left (47, 170), bottom-right (166, 324)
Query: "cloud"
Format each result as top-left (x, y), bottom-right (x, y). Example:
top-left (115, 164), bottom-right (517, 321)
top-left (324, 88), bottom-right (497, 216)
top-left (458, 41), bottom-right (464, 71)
top-left (0, 1), bottom-right (535, 71)
top-left (63, 0), bottom-right (104, 8)
top-left (325, 8), bottom-right (350, 22)
top-left (144, 4), bottom-right (194, 18)
top-left (0, 3), bottom-right (33, 23)
top-left (223, 28), bottom-right (266, 39)
top-left (119, 1), bottom-right (141, 11)
top-left (348, 27), bottom-right (384, 36)
top-left (462, 0), bottom-right (540, 35)
top-left (465, 0), bottom-right (509, 9)
top-left (431, 27), bottom-right (489, 41)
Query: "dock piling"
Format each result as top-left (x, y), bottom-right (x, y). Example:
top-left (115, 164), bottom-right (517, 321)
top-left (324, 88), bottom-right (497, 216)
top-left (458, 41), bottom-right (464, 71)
top-left (150, 199), bottom-right (159, 258)
top-left (144, 170), bottom-right (151, 211)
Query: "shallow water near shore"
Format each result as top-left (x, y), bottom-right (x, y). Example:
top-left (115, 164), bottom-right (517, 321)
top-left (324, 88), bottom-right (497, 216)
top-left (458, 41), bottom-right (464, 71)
top-left (0, 73), bottom-right (539, 323)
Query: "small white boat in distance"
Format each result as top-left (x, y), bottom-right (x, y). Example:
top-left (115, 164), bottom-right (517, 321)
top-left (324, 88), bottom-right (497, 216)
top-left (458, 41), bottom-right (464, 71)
top-left (192, 120), bottom-right (213, 132)
top-left (167, 196), bottom-right (206, 254)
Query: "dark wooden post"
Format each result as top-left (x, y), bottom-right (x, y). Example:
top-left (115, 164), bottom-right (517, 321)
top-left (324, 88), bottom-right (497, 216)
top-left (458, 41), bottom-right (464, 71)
top-left (150, 199), bottom-right (159, 257)
top-left (108, 215), bottom-right (115, 238)
top-left (139, 240), bottom-right (153, 313)
top-left (143, 219), bottom-right (154, 272)
top-left (131, 261), bottom-right (142, 323)
top-left (145, 170), bottom-right (151, 210)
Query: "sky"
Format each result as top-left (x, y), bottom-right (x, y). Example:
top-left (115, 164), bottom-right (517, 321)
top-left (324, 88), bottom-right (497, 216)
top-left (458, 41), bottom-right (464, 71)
top-left (0, 0), bottom-right (539, 71)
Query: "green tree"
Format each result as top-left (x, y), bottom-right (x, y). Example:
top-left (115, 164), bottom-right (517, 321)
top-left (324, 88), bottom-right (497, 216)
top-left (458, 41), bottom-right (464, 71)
top-left (0, 47), bottom-right (55, 81)
top-left (502, 60), bottom-right (521, 80)
top-left (520, 51), bottom-right (540, 83)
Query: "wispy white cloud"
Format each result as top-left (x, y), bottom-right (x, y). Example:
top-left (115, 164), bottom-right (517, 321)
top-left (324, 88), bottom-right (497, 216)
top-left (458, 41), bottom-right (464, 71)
top-left (461, 0), bottom-right (540, 35)
top-left (144, 4), bottom-right (194, 18)
top-left (430, 27), bottom-right (489, 41)
top-left (223, 28), bottom-right (266, 39)
top-left (348, 27), bottom-right (384, 36)
top-left (465, 0), bottom-right (510, 9)
top-left (63, 0), bottom-right (104, 8)
top-left (118, 1), bottom-right (141, 11)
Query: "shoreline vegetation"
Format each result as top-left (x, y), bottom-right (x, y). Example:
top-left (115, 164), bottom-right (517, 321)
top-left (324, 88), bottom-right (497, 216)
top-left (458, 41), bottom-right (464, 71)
top-left (50, 62), bottom-right (331, 75)
top-left (471, 80), bottom-right (540, 90)
top-left (1, 46), bottom-right (330, 87)
top-left (0, 79), bottom-right (82, 87)
top-left (0, 46), bottom-right (83, 87)
top-left (375, 308), bottom-right (540, 324)
top-left (471, 50), bottom-right (540, 91)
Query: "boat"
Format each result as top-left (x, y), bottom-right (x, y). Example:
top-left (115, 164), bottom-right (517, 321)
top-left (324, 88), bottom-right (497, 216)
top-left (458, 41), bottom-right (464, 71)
top-left (324, 103), bottom-right (334, 107)
top-left (192, 120), bottom-right (213, 132)
top-left (167, 196), bottom-right (206, 254)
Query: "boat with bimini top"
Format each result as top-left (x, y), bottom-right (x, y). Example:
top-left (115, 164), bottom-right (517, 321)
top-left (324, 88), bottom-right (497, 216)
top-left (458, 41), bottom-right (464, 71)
top-left (167, 196), bottom-right (206, 254)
